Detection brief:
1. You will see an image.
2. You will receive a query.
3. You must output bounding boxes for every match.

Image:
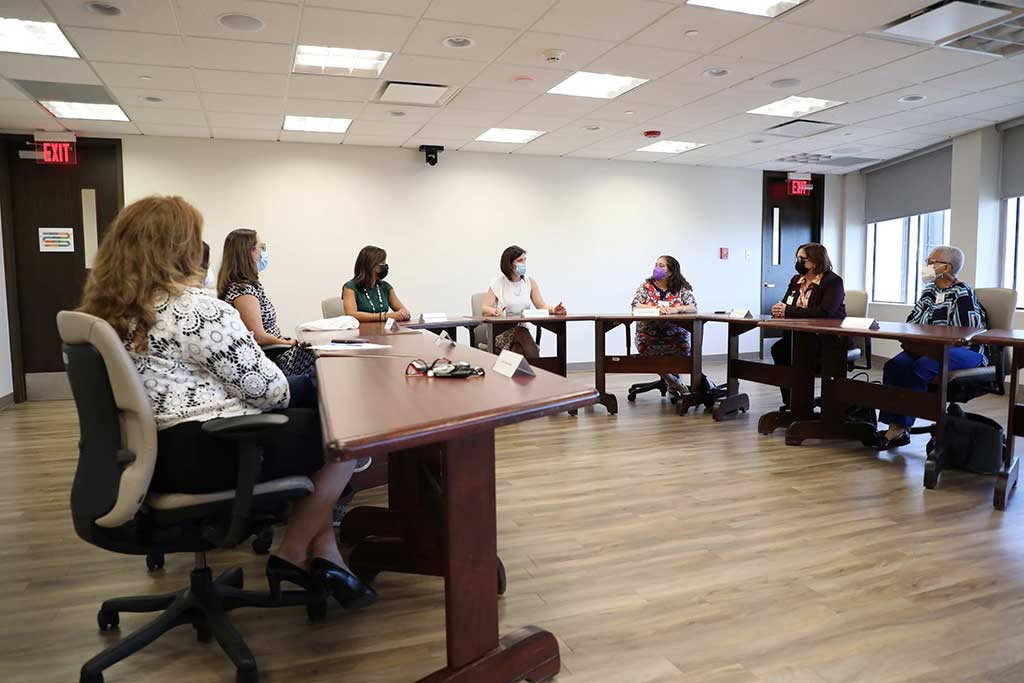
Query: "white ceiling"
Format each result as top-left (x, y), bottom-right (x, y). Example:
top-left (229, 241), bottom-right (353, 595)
top-left (1, 0), bottom-right (1023, 174)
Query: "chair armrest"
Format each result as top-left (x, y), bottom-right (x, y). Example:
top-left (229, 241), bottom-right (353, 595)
top-left (262, 343), bottom-right (292, 352)
top-left (202, 413), bottom-right (289, 440)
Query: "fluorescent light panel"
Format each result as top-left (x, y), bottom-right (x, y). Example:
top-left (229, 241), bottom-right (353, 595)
top-left (293, 45), bottom-right (392, 78)
top-left (637, 140), bottom-right (706, 153)
top-left (547, 71), bottom-right (649, 99)
top-left (283, 115), bottom-right (351, 133)
top-left (0, 17), bottom-right (79, 58)
top-left (476, 128), bottom-right (545, 144)
top-left (40, 101), bottom-right (128, 121)
top-left (747, 95), bottom-right (844, 118)
top-left (686, 0), bottom-right (809, 18)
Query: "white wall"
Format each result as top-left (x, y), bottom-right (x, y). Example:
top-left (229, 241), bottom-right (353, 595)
top-left (0, 201), bottom-right (13, 399)
top-left (951, 126), bottom-right (1003, 288)
top-left (122, 137), bottom-right (765, 362)
top-left (821, 174), bottom-right (843, 269)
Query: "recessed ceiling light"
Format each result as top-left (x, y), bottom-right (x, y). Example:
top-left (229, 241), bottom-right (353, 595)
top-left (686, 0), bottom-right (810, 19)
top-left (637, 140), bottom-right (706, 153)
top-left (40, 101), bottom-right (129, 121)
top-left (86, 2), bottom-right (123, 16)
top-left (218, 13), bottom-right (264, 32)
top-left (476, 128), bottom-right (546, 144)
top-left (703, 68), bottom-right (731, 78)
top-left (283, 115), bottom-right (351, 133)
top-left (769, 78), bottom-right (801, 89)
top-left (142, 95), bottom-right (163, 103)
top-left (748, 95), bottom-right (844, 117)
top-left (442, 36), bottom-right (474, 49)
top-left (386, 110), bottom-right (406, 118)
top-left (547, 71), bottom-right (648, 99)
top-left (684, 29), bottom-right (700, 37)
top-left (583, 124), bottom-right (602, 131)
top-left (293, 45), bottom-right (392, 79)
top-left (0, 18), bottom-right (79, 58)
top-left (898, 94), bottom-right (927, 103)
top-left (750, 138), bottom-right (765, 144)
top-left (138, 75), bottom-right (153, 81)
top-left (623, 110), bottom-right (636, 116)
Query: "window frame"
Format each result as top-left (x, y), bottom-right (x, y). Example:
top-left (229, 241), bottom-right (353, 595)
top-left (1004, 196), bottom-right (1024, 309)
top-left (867, 208), bottom-right (951, 305)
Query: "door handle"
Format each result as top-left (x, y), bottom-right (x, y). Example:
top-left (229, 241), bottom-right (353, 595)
top-left (763, 282), bottom-right (776, 288)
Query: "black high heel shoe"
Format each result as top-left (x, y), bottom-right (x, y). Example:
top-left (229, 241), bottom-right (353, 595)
top-left (266, 555), bottom-right (316, 600)
top-left (310, 558), bottom-right (379, 611)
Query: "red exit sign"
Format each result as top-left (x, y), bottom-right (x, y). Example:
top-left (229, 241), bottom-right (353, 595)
top-left (787, 179), bottom-right (812, 196)
top-left (37, 141), bottom-right (77, 165)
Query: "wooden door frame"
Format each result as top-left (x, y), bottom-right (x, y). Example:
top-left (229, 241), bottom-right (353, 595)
top-left (0, 134), bottom-right (124, 403)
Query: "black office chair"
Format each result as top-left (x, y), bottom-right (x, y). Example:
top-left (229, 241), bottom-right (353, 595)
top-left (58, 311), bottom-right (326, 683)
top-left (903, 288), bottom-right (1017, 485)
top-left (623, 323), bottom-right (724, 410)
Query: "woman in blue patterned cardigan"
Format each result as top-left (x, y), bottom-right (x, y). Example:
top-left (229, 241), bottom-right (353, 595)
top-left (874, 246), bottom-right (989, 450)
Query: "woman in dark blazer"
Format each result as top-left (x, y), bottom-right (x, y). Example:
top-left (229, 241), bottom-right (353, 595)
top-left (769, 243), bottom-right (848, 407)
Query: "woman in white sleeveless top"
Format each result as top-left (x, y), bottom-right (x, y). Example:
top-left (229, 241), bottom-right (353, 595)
top-left (482, 245), bottom-right (566, 358)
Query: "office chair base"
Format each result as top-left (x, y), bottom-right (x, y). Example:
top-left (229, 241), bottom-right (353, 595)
top-left (627, 379), bottom-right (668, 402)
top-left (81, 565), bottom-right (324, 683)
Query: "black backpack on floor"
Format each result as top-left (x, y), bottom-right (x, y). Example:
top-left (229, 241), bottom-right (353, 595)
top-left (937, 404), bottom-right (1005, 474)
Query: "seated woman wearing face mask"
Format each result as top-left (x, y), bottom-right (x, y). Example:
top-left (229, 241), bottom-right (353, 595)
top-left (631, 255), bottom-right (697, 393)
top-left (342, 245), bottom-right (411, 323)
top-left (872, 245), bottom-right (989, 451)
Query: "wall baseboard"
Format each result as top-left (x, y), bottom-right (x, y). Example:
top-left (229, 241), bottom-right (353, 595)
top-left (0, 393), bottom-right (13, 411)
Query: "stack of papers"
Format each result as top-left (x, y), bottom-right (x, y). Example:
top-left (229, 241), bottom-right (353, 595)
top-left (297, 316), bottom-right (360, 332)
top-left (311, 342), bottom-right (392, 354)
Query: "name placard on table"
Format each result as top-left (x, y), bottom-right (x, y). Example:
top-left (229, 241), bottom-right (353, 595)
top-left (632, 307), bottom-right (661, 318)
top-left (384, 318), bottom-right (396, 331)
top-left (841, 316), bottom-right (879, 330)
top-left (729, 309), bottom-right (754, 319)
top-left (420, 312), bottom-right (448, 323)
top-left (522, 309), bottom-right (550, 319)
top-left (492, 350), bottom-right (535, 378)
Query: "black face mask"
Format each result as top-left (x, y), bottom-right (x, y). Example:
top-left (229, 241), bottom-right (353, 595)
top-left (377, 263), bottom-right (389, 280)
top-left (794, 258), bottom-right (809, 276)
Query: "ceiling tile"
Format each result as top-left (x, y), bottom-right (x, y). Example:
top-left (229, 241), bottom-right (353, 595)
top-left (460, 140), bottom-right (521, 153)
top-left (46, 0), bottom-right (178, 33)
top-left (91, 62), bottom-right (196, 91)
top-left (403, 136), bottom-right (469, 149)
top-left (174, 0), bottom-right (301, 44)
top-left (797, 125), bottom-right (892, 146)
top-left (344, 134), bottom-right (411, 146)
top-left (110, 86), bottom-right (203, 109)
top-left (0, 0), bottom-right (55, 23)
top-left (614, 122), bottom-right (692, 139)
top-left (519, 94), bottom-right (605, 117)
top-left (813, 100), bottom-right (907, 125)
top-left (965, 100), bottom-right (1024, 123)
top-left (195, 70), bottom-right (288, 96)
top-left (629, 5), bottom-right (767, 54)
top-left (449, 87), bottom-right (538, 113)
top-left (534, 0), bottom-right (674, 42)
top-left (286, 74), bottom-right (377, 100)
top-left (567, 148), bottom-right (619, 159)
top-left (358, 102), bottom-right (437, 122)
top-left (425, 0), bottom-right (556, 29)
top-left (862, 130), bottom-right (948, 149)
top-left (865, 48), bottom-right (998, 85)
top-left (470, 63), bottom-right (573, 93)
top-left (0, 78), bottom-right (28, 100)
top-left (574, 137), bottom-right (640, 154)
top-left (59, 119), bottom-right (140, 134)
top-left (206, 111), bottom-right (283, 129)
top-left (556, 118), bottom-right (633, 137)
top-left (285, 98), bottom-right (365, 118)
top-left (0, 53), bottom-right (102, 84)
top-left (908, 118), bottom-right (989, 137)
top-left (137, 123), bottom-right (211, 137)
top-left (590, 100), bottom-right (674, 121)
top-left (429, 108), bottom-right (505, 126)
top-left (514, 135), bottom-right (588, 156)
top-left (780, 0), bottom-right (937, 33)
top-left (584, 44), bottom-right (702, 80)
top-left (660, 54), bottom-right (779, 87)
top-left (707, 113), bottom-right (785, 134)
top-left (982, 82), bottom-right (1024, 100)
top-left (298, 7), bottom-right (417, 52)
top-left (185, 37), bottom-right (292, 73)
top-left (787, 36), bottom-right (927, 75)
top-left (738, 64), bottom-right (846, 94)
top-left (919, 92), bottom-right (1020, 117)
top-left (0, 100), bottom-right (64, 130)
top-left (668, 126), bottom-right (743, 144)
top-left (859, 109), bottom-right (950, 131)
top-left (121, 106), bottom-right (209, 126)
top-left (802, 71), bottom-right (913, 103)
top-left (715, 22), bottom-right (849, 64)
top-left (381, 54), bottom-right (485, 86)
top-left (65, 28), bottom-right (189, 67)
top-left (347, 119), bottom-right (422, 136)
top-left (202, 93), bottom-right (284, 114)
top-left (616, 80), bottom-right (721, 107)
top-left (498, 32), bottom-right (617, 71)
top-left (926, 60), bottom-right (1024, 93)
top-left (278, 130), bottom-right (344, 143)
top-left (498, 112), bottom-right (577, 131)
top-left (617, 150), bottom-right (673, 162)
top-left (415, 122), bottom-right (487, 140)
top-left (402, 20), bottom-right (521, 62)
top-left (211, 127), bottom-right (279, 140)
top-left (304, 0), bottom-right (429, 17)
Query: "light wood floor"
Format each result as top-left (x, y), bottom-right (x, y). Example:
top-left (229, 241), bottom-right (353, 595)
top-left (3, 360), bottom-right (1024, 683)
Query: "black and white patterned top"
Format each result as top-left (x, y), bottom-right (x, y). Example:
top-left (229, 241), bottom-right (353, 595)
top-left (127, 287), bottom-right (290, 430)
top-left (906, 282), bottom-right (990, 364)
top-left (222, 279), bottom-right (316, 377)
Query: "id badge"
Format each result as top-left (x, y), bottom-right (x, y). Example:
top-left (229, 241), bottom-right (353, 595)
top-left (935, 292), bottom-right (945, 305)
top-left (785, 295), bottom-right (796, 306)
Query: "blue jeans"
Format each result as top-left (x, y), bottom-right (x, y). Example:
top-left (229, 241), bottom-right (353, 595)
top-left (878, 348), bottom-right (985, 429)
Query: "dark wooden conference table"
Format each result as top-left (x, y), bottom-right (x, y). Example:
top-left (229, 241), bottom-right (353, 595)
top-left (973, 328), bottom-right (1024, 510)
top-left (308, 325), bottom-right (598, 683)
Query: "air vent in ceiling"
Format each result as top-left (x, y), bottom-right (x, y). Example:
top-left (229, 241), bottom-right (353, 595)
top-left (376, 81), bottom-right (459, 107)
top-left (12, 81), bottom-right (116, 104)
top-left (777, 152), bottom-right (880, 167)
top-left (878, 1), bottom-right (1024, 57)
top-left (765, 119), bottom-right (839, 137)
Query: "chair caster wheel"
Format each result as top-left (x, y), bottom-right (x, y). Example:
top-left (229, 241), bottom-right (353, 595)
top-left (146, 553), bottom-right (165, 572)
top-left (627, 393), bottom-right (636, 402)
top-left (236, 668), bottom-right (259, 683)
top-left (251, 528), bottom-right (273, 555)
top-left (97, 609), bottom-right (119, 631)
top-left (306, 599), bottom-right (327, 622)
top-left (80, 671), bottom-right (103, 683)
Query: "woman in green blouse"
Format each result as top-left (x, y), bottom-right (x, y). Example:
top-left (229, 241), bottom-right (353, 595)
top-left (342, 245), bottom-right (411, 322)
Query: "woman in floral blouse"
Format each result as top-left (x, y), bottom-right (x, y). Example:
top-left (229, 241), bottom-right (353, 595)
top-left (631, 255), bottom-right (698, 392)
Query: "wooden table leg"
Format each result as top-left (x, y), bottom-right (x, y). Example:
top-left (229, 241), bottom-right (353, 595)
top-left (759, 330), bottom-right (816, 436)
top-left (996, 347), bottom-right (1020, 510)
top-left (712, 322), bottom-right (750, 421)
top-left (415, 431), bottom-right (559, 683)
top-left (594, 321), bottom-right (617, 414)
top-left (923, 344), bottom-right (949, 490)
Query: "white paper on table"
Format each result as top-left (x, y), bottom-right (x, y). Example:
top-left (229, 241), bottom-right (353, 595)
top-left (297, 316), bottom-right (360, 332)
top-left (311, 342), bottom-right (392, 354)
top-left (522, 308), bottom-right (550, 318)
top-left (840, 317), bottom-right (879, 330)
top-left (632, 307), bottom-right (661, 317)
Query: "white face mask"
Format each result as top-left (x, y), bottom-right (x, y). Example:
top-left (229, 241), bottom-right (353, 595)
top-left (921, 264), bottom-right (938, 285)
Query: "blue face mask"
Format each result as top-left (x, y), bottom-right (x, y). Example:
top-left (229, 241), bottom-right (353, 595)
top-left (515, 263), bottom-right (527, 277)
top-left (257, 249), bottom-right (268, 273)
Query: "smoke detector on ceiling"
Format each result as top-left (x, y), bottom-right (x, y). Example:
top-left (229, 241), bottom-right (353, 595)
top-left (542, 49), bottom-right (566, 63)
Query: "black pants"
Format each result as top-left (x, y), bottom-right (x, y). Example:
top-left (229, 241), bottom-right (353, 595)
top-left (769, 333), bottom-right (793, 406)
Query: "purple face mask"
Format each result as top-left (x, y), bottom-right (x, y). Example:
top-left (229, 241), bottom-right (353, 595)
top-left (652, 266), bottom-right (668, 281)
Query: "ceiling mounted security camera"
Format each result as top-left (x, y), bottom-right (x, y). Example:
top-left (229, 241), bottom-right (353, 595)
top-left (419, 144), bottom-right (444, 167)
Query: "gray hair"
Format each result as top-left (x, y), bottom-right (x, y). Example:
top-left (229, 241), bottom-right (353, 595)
top-left (930, 245), bottom-right (964, 275)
